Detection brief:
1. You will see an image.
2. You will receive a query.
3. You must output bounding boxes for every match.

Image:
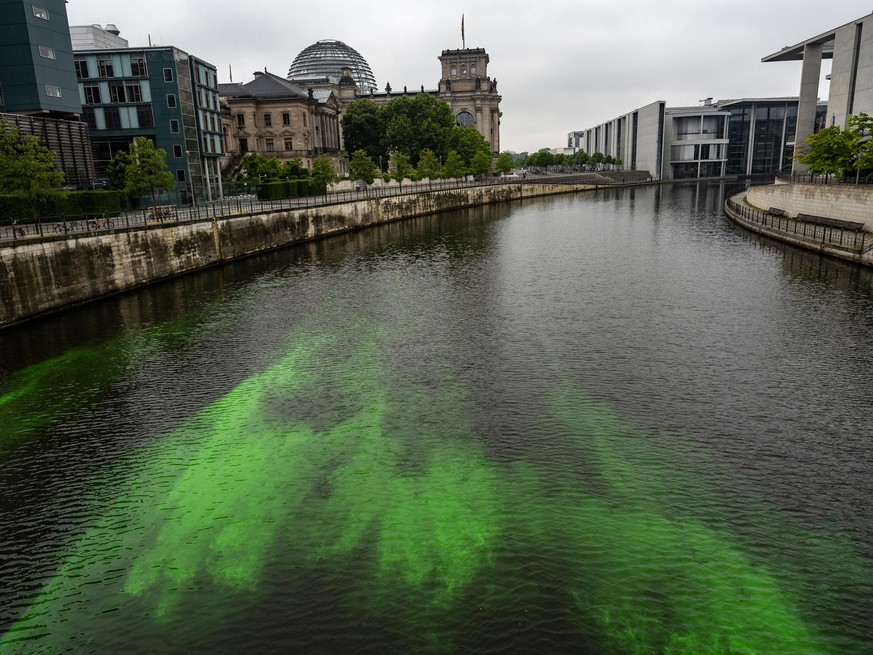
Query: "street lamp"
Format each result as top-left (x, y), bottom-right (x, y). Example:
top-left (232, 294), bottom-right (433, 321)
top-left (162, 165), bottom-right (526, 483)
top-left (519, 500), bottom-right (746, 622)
top-left (856, 134), bottom-right (871, 185)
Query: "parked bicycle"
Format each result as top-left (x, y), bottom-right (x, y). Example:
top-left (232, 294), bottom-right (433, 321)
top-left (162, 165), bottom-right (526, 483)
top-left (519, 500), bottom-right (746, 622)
top-left (88, 215), bottom-right (115, 230)
top-left (146, 205), bottom-right (177, 222)
top-left (12, 221), bottom-right (25, 239)
top-left (54, 220), bottom-right (81, 233)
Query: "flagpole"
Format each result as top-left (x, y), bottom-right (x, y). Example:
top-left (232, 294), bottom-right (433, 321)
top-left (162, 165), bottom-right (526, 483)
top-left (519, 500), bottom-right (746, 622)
top-left (461, 14), bottom-right (465, 49)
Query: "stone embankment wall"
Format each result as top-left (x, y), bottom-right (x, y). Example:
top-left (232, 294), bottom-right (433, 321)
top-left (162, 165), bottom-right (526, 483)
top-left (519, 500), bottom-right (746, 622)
top-left (0, 183), bottom-right (592, 328)
top-left (746, 182), bottom-right (873, 230)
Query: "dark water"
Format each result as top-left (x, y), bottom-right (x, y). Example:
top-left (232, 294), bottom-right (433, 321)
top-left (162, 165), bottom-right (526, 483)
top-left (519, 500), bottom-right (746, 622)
top-left (1, 183), bottom-right (872, 654)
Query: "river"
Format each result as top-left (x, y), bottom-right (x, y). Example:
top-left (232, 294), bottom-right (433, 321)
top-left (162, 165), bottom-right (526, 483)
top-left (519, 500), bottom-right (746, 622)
top-left (1, 182), bottom-right (872, 654)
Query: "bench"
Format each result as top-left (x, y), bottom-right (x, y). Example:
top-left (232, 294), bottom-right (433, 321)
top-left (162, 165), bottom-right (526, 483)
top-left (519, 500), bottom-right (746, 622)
top-left (795, 213), bottom-right (865, 231)
top-left (767, 207), bottom-right (786, 217)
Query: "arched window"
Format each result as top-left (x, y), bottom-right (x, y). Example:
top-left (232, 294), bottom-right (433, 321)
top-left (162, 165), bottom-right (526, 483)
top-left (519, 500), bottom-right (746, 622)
top-left (450, 64), bottom-right (457, 76)
top-left (456, 111), bottom-right (475, 127)
top-left (470, 64), bottom-right (477, 75)
top-left (460, 65), bottom-right (467, 75)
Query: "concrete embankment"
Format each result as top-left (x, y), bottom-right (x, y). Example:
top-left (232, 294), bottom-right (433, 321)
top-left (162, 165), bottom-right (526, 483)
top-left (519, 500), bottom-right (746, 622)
top-left (0, 182), bottom-right (594, 328)
top-left (724, 185), bottom-right (873, 268)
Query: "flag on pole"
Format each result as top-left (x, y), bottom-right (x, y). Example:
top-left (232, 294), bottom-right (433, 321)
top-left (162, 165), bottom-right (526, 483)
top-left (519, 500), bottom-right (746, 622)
top-left (461, 14), bottom-right (465, 48)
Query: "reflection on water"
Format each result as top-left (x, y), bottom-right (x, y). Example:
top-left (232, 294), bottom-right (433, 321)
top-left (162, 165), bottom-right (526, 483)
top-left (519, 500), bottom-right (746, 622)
top-left (1, 186), bottom-right (872, 653)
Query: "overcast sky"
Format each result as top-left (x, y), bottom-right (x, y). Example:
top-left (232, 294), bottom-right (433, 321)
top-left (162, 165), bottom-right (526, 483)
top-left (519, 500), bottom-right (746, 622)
top-left (66, 0), bottom-right (873, 154)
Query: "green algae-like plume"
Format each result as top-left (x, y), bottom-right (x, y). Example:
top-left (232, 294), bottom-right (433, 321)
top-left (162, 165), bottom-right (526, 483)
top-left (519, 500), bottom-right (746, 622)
top-left (546, 386), bottom-right (841, 655)
top-left (0, 326), bottom-right (503, 653)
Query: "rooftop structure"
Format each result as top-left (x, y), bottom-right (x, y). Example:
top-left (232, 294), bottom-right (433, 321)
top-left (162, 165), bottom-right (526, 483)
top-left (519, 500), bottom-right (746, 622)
top-left (287, 39), bottom-right (377, 92)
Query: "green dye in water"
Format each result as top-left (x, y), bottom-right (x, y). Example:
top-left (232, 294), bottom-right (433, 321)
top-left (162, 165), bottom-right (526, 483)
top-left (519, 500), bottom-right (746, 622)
top-left (1, 331), bottom-right (868, 654)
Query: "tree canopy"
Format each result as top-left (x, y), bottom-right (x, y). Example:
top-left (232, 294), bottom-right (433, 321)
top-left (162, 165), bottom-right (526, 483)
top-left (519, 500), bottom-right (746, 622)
top-left (795, 125), bottom-right (854, 179)
top-left (349, 150), bottom-right (378, 185)
top-left (0, 118), bottom-right (65, 216)
top-left (342, 93), bottom-right (476, 170)
top-left (310, 155), bottom-right (340, 194)
top-left (119, 136), bottom-right (176, 206)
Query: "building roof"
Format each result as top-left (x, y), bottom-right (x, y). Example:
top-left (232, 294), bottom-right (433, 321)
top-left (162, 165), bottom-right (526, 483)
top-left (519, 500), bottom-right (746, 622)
top-left (287, 39), bottom-right (377, 91)
top-left (220, 71), bottom-right (309, 100)
top-left (760, 14), bottom-right (872, 62)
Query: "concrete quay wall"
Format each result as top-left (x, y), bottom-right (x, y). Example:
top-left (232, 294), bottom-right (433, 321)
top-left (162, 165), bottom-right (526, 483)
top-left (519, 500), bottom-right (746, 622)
top-left (746, 182), bottom-right (873, 230)
top-left (0, 182), bottom-right (592, 328)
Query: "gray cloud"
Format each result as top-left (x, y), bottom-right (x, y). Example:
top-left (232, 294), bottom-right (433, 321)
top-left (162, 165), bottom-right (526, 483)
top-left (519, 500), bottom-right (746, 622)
top-left (66, 0), bottom-right (872, 153)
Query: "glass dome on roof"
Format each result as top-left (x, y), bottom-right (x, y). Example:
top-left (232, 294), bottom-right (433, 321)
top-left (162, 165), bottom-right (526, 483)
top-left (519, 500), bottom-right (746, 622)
top-left (287, 39), bottom-right (378, 92)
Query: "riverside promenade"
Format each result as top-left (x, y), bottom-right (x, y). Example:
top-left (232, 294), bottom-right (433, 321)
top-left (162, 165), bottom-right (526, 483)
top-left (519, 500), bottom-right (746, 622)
top-left (1, 175), bottom-right (615, 329)
top-left (724, 179), bottom-right (873, 268)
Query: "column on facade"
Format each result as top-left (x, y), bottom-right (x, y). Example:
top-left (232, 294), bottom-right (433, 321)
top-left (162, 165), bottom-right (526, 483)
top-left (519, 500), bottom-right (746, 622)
top-left (793, 43), bottom-right (823, 173)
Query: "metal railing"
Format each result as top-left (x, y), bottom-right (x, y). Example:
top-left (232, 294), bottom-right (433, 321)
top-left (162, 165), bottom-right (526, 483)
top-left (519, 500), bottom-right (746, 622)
top-left (1, 173), bottom-right (622, 246)
top-left (775, 171), bottom-right (873, 186)
top-left (724, 197), bottom-right (868, 253)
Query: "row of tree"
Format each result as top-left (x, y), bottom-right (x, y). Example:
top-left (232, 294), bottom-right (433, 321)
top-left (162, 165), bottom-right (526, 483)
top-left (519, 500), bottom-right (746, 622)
top-left (795, 112), bottom-right (873, 181)
top-left (342, 93), bottom-right (496, 181)
top-left (514, 149), bottom-right (622, 170)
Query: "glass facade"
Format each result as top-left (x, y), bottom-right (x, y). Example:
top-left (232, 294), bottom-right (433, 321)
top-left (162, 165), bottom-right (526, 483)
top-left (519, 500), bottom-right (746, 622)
top-left (725, 101), bottom-right (800, 176)
top-left (287, 40), bottom-right (377, 92)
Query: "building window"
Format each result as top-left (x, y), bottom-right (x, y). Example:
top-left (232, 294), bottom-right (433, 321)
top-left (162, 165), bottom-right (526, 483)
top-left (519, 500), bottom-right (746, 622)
top-left (456, 111), bottom-right (475, 127)
top-left (74, 59), bottom-right (89, 79)
top-left (126, 83), bottom-right (142, 103)
top-left (450, 64), bottom-right (457, 76)
top-left (173, 145), bottom-right (183, 158)
top-left (263, 113), bottom-right (272, 127)
top-left (109, 83), bottom-right (125, 103)
top-left (284, 137), bottom-right (293, 151)
top-left (104, 106), bottom-right (121, 129)
top-left (239, 138), bottom-right (248, 152)
top-left (282, 112), bottom-right (290, 126)
top-left (265, 138), bottom-right (275, 152)
top-left (471, 64), bottom-right (477, 75)
top-left (38, 46), bottom-right (55, 59)
top-left (130, 57), bottom-right (147, 76)
top-left (176, 169), bottom-right (186, 182)
top-left (236, 113), bottom-right (245, 127)
top-left (164, 68), bottom-right (174, 82)
top-left (83, 85), bottom-right (100, 104)
top-left (137, 105), bottom-right (154, 128)
top-left (460, 65), bottom-right (467, 75)
top-left (32, 5), bottom-right (48, 19)
top-left (97, 58), bottom-right (114, 78)
top-left (82, 107), bottom-right (97, 130)
top-left (170, 119), bottom-right (180, 133)
top-left (44, 85), bottom-right (62, 98)
top-left (167, 94), bottom-right (177, 108)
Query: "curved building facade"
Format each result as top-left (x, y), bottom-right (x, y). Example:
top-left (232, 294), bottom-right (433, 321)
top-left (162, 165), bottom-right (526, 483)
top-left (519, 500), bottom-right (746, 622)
top-left (287, 39), bottom-right (377, 92)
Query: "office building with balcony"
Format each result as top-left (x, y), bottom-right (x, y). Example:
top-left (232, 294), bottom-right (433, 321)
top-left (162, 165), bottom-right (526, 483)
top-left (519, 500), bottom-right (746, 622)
top-left (569, 97), bottom-right (826, 180)
top-left (73, 26), bottom-right (224, 203)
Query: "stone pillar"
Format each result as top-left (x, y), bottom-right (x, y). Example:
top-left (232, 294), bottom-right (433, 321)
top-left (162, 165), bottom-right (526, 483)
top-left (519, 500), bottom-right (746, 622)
top-left (793, 43), bottom-right (823, 173)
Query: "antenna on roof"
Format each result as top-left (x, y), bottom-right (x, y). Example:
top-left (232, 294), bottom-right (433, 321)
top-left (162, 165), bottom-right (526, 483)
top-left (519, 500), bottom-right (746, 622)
top-left (229, 64), bottom-right (233, 82)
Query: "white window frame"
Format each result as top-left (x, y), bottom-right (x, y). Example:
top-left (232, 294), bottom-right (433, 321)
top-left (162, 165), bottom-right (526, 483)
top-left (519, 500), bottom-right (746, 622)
top-left (38, 46), bottom-right (55, 59)
top-left (45, 84), bottom-right (62, 98)
top-left (32, 5), bottom-right (48, 20)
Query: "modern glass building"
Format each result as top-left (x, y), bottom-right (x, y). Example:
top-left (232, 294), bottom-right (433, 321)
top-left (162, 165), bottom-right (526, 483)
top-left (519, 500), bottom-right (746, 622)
top-left (0, 0), bottom-right (81, 118)
top-left (74, 40), bottom-right (224, 203)
top-left (569, 97), bottom-right (826, 180)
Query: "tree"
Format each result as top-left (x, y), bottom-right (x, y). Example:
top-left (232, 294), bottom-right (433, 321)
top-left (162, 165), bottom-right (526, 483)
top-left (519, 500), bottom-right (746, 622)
top-left (469, 150), bottom-right (492, 177)
top-left (388, 150), bottom-right (413, 189)
top-left (341, 99), bottom-right (384, 163)
top-left (847, 112), bottom-right (873, 181)
top-left (106, 150), bottom-right (131, 191)
top-left (123, 136), bottom-right (176, 207)
top-left (449, 126), bottom-right (491, 169)
top-left (495, 152), bottom-right (514, 175)
top-left (442, 150), bottom-right (466, 179)
top-left (310, 155), bottom-right (339, 195)
top-left (349, 150), bottom-right (378, 185)
top-left (0, 118), bottom-right (65, 217)
top-left (381, 93), bottom-right (455, 165)
top-left (416, 148), bottom-right (442, 180)
top-left (795, 125), bottom-right (854, 180)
